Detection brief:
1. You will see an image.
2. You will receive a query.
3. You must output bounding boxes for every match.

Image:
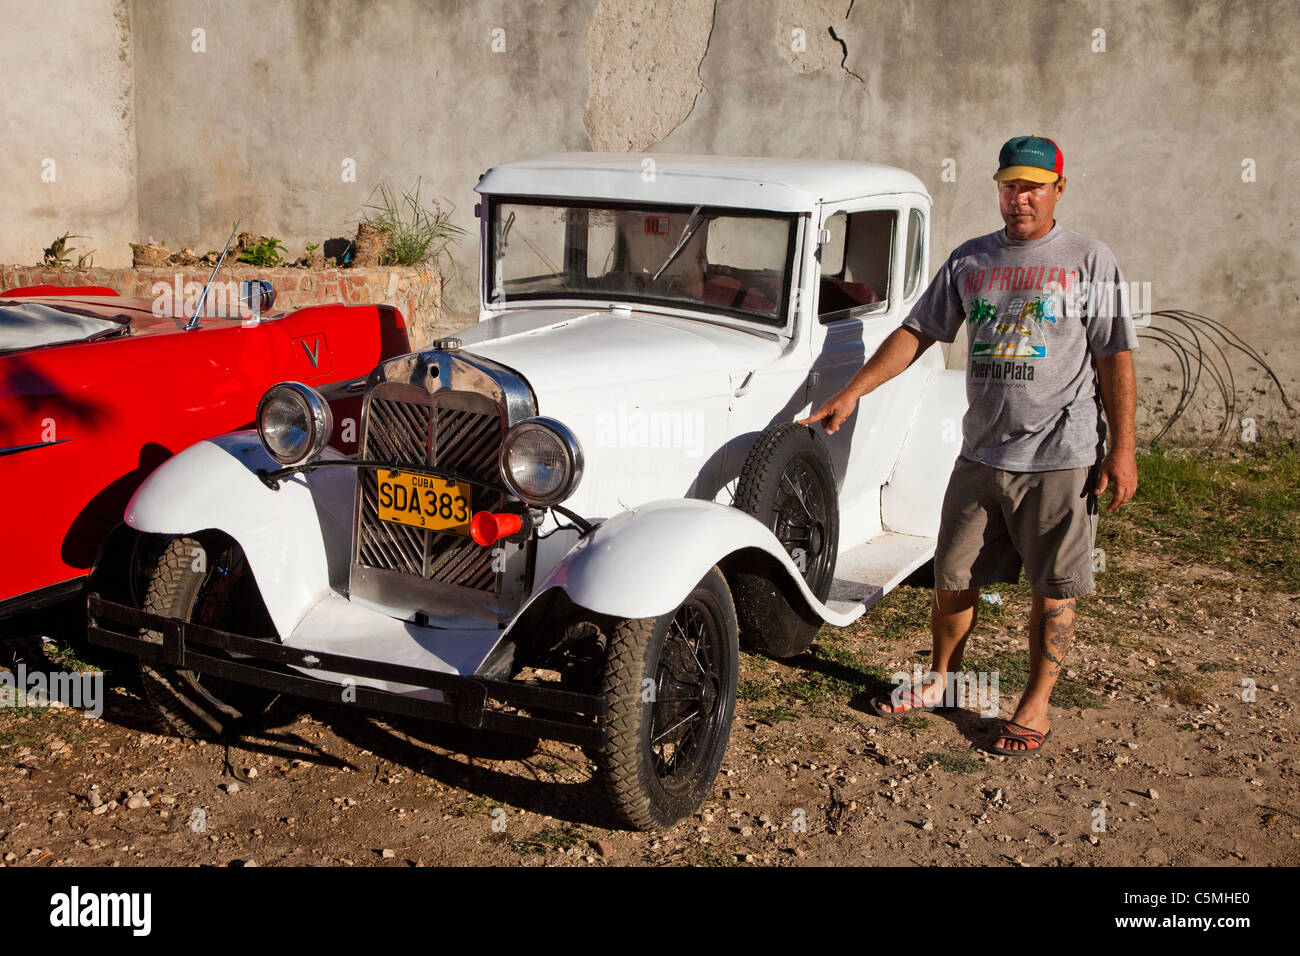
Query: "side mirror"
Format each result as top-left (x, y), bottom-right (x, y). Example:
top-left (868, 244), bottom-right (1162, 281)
top-left (240, 279), bottom-right (276, 323)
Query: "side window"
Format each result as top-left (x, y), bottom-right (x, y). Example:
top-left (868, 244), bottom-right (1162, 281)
top-left (818, 209), bottom-right (896, 323)
top-left (904, 208), bottom-right (926, 300)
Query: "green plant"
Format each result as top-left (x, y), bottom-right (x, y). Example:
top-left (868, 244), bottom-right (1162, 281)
top-left (362, 178), bottom-right (467, 268)
top-left (963, 649), bottom-right (1103, 710)
top-left (44, 640), bottom-right (96, 672)
top-left (920, 750), bottom-right (982, 774)
top-left (451, 796), bottom-right (503, 818)
top-left (305, 242), bottom-right (320, 256)
top-left (737, 678), bottom-right (776, 702)
top-left (749, 704), bottom-right (799, 725)
top-left (237, 236), bottom-right (287, 268)
top-left (1195, 661), bottom-right (1234, 674)
top-left (874, 586), bottom-right (934, 642)
top-left (511, 824), bottom-right (587, 855)
top-left (1106, 448), bottom-right (1300, 590)
top-left (1155, 668), bottom-right (1207, 706)
top-left (41, 233), bottom-right (89, 267)
top-left (895, 713), bottom-right (933, 732)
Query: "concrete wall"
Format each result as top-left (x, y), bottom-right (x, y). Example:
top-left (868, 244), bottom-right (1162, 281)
top-left (0, 0), bottom-right (138, 268)
top-left (128, 0), bottom-right (595, 316)
top-left (4, 0), bottom-right (1298, 438)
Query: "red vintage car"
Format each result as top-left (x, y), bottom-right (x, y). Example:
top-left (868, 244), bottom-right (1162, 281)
top-left (0, 283), bottom-right (410, 637)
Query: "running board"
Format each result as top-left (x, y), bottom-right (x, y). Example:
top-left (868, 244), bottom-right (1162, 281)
top-left (825, 531), bottom-right (935, 616)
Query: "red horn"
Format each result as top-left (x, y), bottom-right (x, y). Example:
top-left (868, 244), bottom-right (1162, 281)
top-left (470, 511), bottom-right (522, 546)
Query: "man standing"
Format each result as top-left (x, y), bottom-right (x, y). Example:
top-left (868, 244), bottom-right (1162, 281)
top-left (798, 135), bottom-right (1138, 755)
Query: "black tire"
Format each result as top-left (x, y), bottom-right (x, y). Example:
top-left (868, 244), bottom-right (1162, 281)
top-left (138, 535), bottom-right (281, 739)
top-left (597, 566), bottom-right (738, 831)
top-left (732, 422), bottom-right (839, 658)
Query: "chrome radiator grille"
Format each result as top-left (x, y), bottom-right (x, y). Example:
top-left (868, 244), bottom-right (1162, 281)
top-left (356, 393), bottom-right (506, 593)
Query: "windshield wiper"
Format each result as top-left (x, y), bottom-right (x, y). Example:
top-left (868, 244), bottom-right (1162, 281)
top-left (496, 211), bottom-right (516, 259)
top-left (652, 206), bottom-right (708, 282)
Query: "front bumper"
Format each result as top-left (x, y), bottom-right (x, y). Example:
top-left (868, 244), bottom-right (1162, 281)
top-left (87, 593), bottom-right (607, 749)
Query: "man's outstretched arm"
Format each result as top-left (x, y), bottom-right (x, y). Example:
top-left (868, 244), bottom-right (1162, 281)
top-left (1093, 349), bottom-right (1138, 511)
top-left (797, 326), bottom-right (937, 434)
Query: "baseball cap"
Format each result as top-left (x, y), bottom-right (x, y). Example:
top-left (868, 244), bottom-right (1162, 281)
top-left (993, 135), bottom-right (1064, 183)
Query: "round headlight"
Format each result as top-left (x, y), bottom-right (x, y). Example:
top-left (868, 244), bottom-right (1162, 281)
top-left (499, 417), bottom-right (583, 507)
top-left (257, 382), bottom-right (333, 467)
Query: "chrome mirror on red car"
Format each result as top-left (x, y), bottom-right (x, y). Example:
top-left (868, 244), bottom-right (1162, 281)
top-left (240, 279), bottom-right (276, 323)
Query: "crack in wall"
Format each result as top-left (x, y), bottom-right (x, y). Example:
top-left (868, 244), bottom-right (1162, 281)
top-left (779, 0), bottom-right (865, 80)
top-left (679, 0), bottom-right (719, 131)
top-left (827, 25), bottom-right (865, 83)
top-left (583, 0), bottom-right (716, 152)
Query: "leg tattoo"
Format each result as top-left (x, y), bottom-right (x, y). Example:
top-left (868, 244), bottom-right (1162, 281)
top-left (1038, 599), bottom-right (1076, 677)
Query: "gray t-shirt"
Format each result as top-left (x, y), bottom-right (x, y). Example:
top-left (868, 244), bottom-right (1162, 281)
top-left (902, 224), bottom-right (1139, 472)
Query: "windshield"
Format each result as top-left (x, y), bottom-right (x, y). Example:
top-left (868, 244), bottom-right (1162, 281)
top-left (488, 199), bottom-right (798, 325)
top-left (0, 301), bottom-right (129, 353)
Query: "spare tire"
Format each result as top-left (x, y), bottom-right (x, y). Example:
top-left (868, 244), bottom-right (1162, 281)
top-left (731, 423), bottom-right (839, 658)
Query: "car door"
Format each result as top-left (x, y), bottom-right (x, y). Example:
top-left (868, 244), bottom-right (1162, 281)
top-left (804, 196), bottom-right (935, 552)
top-left (709, 213), bottom-right (816, 503)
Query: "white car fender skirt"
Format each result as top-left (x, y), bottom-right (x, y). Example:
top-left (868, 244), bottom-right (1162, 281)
top-left (511, 498), bottom-right (860, 628)
top-left (124, 431), bottom-right (355, 639)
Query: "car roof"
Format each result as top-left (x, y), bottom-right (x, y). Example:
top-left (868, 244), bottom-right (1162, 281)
top-left (475, 152), bottom-right (930, 212)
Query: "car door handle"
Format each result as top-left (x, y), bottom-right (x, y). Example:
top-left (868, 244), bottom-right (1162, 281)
top-left (732, 371), bottom-right (755, 397)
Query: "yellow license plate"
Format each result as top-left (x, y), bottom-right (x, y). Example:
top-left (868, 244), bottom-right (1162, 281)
top-left (376, 470), bottom-right (471, 534)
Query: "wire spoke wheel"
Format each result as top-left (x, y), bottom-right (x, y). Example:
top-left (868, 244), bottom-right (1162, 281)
top-left (772, 459), bottom-right (833, 592)
top-left (732, 422), bottom-right (840, 658)
top-left (649, 600), bottom-right (724, 791)
top-left (598, 566), bottom-right (739, 830)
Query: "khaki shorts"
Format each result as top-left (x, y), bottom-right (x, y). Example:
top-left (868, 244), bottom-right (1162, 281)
top-left (933, 456), bottom-right (1099, 599)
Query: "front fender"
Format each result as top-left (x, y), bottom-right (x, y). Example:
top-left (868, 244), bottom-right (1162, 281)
top-left (514, 498), bottom-right (861, 627)
top-left (124, 431), bottom-right (354, 639)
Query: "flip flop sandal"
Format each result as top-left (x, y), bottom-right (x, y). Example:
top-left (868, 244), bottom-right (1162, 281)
top-left (986, 720), bottom-right (1052, 756)
top-left (867, 686), bottom-right (949, 718)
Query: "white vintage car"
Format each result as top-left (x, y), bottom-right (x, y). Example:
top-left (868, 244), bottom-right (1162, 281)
top-left (90, 153), bottom-right (965, 830)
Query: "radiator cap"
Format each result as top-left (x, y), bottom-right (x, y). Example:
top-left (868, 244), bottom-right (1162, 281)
top-left (433, 337), bottom-right (462, 350)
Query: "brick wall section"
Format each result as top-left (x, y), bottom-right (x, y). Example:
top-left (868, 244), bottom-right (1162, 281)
top-left (0, 265), bottom-right (455, 349)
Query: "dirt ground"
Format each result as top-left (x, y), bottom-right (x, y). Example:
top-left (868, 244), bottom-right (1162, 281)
top-left (2, 535), bottom-right (1296, 868)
